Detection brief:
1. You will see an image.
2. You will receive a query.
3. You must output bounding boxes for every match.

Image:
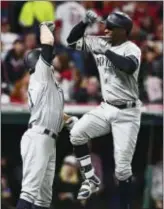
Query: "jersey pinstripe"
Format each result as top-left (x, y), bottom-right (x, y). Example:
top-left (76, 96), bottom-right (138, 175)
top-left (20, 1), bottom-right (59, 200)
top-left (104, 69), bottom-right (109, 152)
top-left (28, 56), bottom-right (64, 134)
top-left (74, 36), bottom-right (141, 103)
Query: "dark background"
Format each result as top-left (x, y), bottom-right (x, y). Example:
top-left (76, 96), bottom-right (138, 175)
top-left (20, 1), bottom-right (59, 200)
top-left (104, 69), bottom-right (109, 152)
top-left (1, 114), bottom-right (163, 209)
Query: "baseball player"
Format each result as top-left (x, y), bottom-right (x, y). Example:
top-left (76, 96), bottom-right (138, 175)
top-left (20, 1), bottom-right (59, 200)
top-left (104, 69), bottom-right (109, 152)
top-left (16, 22), bottom-right (78, 209)
top-left (67, 11), bottom-right (142, 209)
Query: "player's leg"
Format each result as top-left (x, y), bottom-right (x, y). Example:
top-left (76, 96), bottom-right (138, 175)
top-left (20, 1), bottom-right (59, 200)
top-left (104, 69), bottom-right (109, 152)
top-left (112, 107), bottom-right (141, 209)
top-left (70, 105), bottom-right (111, 199)
top-left (34, 142), bottom-right (56, 209)
top-left (17, 131), bottom-right (52, 209)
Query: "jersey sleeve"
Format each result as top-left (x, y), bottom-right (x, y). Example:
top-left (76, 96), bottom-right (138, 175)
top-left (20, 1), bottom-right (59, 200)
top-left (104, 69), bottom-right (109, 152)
top-left (125, 43), bottom-right (141, 66)
top-left (33, 56), bottom-right (51, 83)
top-left (73, 35), bottom-right (109, 53)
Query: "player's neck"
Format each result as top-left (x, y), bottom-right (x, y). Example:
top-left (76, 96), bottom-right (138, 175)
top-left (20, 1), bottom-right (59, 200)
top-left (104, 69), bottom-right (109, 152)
top-left (111, 38), bottom-right (128, 46)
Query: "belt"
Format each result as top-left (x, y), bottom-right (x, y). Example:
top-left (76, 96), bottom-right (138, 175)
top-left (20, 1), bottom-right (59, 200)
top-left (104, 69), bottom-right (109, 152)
top-left (28, 123), bottom-right (57, 140)
top-left (105, 101), bottom-right (136, 109)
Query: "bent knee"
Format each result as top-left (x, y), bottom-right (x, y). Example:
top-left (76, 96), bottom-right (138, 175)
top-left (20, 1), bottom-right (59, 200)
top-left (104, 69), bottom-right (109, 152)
top-left (70, 126), bottom-right (89, 146)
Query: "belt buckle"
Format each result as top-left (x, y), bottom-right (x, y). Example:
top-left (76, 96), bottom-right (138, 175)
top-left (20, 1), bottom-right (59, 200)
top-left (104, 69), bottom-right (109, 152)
top-left (44, 129), bottom-right (54, 138)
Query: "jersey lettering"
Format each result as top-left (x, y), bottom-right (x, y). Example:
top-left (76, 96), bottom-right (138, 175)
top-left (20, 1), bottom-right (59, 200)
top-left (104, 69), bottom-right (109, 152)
top-left (96, 56), bottom-right (116, 70)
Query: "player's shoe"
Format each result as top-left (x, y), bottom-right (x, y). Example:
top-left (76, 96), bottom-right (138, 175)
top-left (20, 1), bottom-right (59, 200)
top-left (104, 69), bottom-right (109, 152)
top-left (77, 175), bottom-right (100, 200)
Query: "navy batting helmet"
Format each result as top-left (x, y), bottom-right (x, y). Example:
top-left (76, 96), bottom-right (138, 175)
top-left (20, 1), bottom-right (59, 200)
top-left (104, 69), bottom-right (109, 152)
top-left (105, 11), bottom-right (133, 34)
top-left (24, 48), bottom-right (56, 73)
top-left (24, 48), bottom-right (41, 73)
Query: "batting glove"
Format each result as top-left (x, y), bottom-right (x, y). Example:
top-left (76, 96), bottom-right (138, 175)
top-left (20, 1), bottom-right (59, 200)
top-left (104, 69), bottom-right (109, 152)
top-left (65, 116), bottom-right (79, 131)
top-left (83, 10), bottom-right (98, 25)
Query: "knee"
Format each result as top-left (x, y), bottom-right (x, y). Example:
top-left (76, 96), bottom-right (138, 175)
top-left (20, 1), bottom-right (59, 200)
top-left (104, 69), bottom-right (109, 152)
top-left (115, 161), bottom-right (132, 181)
top-left (70, 126), bottom-right (89, 146)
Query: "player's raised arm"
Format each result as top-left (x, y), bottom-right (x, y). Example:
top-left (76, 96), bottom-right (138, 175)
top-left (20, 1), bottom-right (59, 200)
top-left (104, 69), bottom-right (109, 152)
top-left (67, 10), bottom-right (98, 51)
top-left (24, 21), bottom-right (55, 82)
top-left (34, 22), bottom-right (55, 81)
top-left (39, 21), bottom-right (55, 66)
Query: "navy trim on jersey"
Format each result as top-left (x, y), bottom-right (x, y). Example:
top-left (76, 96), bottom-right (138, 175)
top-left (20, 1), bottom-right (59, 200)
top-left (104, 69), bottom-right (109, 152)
top-left (105, 49), bottom-right (138, 74)
top-left (40, 55), bottom-right (51, 67)
top-left (67, 21), bottom-right (88, 45)
top-left (41, 44), bottom-right (53, 66)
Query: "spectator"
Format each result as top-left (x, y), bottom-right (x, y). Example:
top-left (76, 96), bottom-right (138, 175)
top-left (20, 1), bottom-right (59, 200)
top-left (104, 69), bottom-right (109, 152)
top-left (19, 1), bottom-right (55, 35)
top-left (1, 175), bottom-right (13, 206)
top-left (1, 82), bottom-right (11, 104)
top-left (52, 155), bottom-right (82, 209)
top-left (139, 41), bottom-right (163, 103)
top-left (154, 23), bottom-right (163, 42)
top-left (72, 76), bottom-right (101, 104)
top-left (56, 1), bottom-right (86, 46)
top-left (1, 17), bottom-right (19, 59)
top-left (151, 159), bottom-right (163, 208)
top-left (3, 39), bottom-right (26, 86)
top-left (52, 53), bottom-right (74, 102)
top-left (24, 32), bottom-right (38, 51)
top-left (54, 19), bottom-right (63, 47)
top-left (0, 1), bottom-right (163, 106)
top-left (69, 66), bottom-right (87, 101)
top-left (1, 157), bottom-right (13, 207)
top-left (56, 1), bottom-right (100, 46)
top-left (1, 1), bottom-right (9, 19)
top-left (130, 23), bottom-right (147, 45)
top-left (10, 72), bottom-right (29, 104)
top-left (140, 16), bottom-right (155, 36)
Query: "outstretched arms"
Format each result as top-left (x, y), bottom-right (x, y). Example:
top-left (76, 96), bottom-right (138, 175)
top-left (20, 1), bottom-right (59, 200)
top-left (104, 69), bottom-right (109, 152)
top-left (67, 10), bottom-right (98, 50)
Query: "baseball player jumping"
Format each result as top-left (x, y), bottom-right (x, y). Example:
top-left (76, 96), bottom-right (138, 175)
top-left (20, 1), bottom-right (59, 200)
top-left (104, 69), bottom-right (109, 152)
top-left (67, 11), bottom-right (142, 209)
top-left (16, 22), bottom-right (78, 209)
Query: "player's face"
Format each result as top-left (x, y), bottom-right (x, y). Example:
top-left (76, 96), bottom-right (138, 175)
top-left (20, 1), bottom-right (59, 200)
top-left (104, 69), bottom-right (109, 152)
top-left (104, 28), bottom-right (113, 41)
top-left (104, 27), bottom-right (120, 43)
top-left (104, 27), bottom-right (126, 44)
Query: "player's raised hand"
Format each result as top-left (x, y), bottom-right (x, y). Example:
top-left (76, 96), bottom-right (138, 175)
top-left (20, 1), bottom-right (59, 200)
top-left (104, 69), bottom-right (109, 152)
top-left (83, 10), bottom-right (98, 25)
top-left (40, 21), bottom-right (55, 45)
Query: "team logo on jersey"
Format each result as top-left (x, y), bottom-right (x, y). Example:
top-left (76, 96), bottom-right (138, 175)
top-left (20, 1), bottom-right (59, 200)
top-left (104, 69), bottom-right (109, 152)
top-left (96, 56), bottom-right (116, 70)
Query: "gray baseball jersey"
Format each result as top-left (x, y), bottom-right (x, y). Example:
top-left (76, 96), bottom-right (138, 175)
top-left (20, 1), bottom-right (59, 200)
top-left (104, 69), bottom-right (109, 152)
top-left (28, 56), bottom-right (64, 134)
top-left (74, 36), bottom-right (141, 104)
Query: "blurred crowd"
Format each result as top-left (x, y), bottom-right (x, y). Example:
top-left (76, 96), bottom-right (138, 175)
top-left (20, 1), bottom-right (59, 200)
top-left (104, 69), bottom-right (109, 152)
top-left (1, 1), bottom-right (163, 105)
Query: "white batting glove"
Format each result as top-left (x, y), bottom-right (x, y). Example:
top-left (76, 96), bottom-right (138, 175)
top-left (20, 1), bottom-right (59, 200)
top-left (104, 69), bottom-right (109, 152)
top-left (40, 21), bottom-right (55, 46)
top-left (65, 116), bottom-right (79, 131)
top-left (83, 10), bottom-right (98, 25)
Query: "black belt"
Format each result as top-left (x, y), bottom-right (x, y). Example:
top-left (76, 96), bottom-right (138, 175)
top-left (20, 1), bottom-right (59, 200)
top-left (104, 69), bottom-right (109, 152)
top-left (28, 123), bottom-right (57, 140)
top-left (105, 101), bottom-right (136, 109)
